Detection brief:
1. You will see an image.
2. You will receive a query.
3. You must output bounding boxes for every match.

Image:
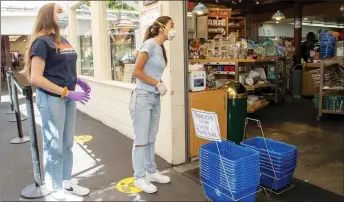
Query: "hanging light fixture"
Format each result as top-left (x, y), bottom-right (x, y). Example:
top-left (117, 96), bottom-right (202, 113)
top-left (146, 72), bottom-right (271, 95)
top-left (340, 4), bottom-right (344, 12)
top-left (272, 10), bottom-right (285, 21)
top-left (192, 2), bottom-right (208, 15)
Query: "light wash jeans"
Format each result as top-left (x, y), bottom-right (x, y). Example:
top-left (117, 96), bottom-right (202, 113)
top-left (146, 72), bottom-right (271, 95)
top-left (36, 90), bottom-right (76, 191)
top-left (129, 89), bottom-right (160, 180)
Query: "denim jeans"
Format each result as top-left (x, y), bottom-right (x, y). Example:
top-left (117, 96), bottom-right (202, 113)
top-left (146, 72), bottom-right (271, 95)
top-left (129, 89), bottom-right (160, 180)
top-left (36, 90), bottom-right (76, 191)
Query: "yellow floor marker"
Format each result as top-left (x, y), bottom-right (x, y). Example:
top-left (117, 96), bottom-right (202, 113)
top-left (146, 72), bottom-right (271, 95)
top-left (116, 177), bottom-right (142, 193)
top-left (74, 135), bottom-right (93, 144)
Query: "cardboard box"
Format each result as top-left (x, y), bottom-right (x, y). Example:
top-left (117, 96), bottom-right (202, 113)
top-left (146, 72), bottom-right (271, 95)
top-left (302, 71), bottom-right (319, 96)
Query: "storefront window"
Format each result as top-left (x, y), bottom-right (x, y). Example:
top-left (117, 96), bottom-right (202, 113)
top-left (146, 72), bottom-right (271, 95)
top-left (76, 2), bottom-right (94, 77)
top-left (107, 0), bottom-right (140, 83)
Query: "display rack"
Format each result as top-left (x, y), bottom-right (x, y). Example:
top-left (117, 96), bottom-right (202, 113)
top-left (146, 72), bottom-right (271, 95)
top-left (189, 57), bottom-right (287, 115)
top-left (228, 17), bottom-right (246, 39)
top-left (189, 56), bottom-right (287, 104)
top-left (306, 58), bottom-right (344, 121)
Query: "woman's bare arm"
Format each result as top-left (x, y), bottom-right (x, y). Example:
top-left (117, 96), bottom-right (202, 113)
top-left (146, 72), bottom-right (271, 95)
top-left (30, 56), bottom-right (65, 95)
top-left (132, 52), bottom-right (159, 86)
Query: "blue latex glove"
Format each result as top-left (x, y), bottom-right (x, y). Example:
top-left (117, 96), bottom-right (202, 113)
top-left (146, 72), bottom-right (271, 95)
top-left (77, 78), bottom-right (91, 94)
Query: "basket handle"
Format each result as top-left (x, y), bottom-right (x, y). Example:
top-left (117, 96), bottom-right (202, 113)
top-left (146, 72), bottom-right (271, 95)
top-left (243, 118), bottom-right (277, 179)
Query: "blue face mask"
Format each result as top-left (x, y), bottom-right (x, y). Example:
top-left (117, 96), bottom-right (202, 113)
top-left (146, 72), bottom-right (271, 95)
top-left (56, 13), bottom-right (68, 29)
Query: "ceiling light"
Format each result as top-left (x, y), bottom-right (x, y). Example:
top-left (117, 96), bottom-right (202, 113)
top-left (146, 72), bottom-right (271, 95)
top-left (192, 2), bottom-right (208, 15)
top-left (256, 1), bottom-right (259, 4)
top-left (272, 10), bottom-right (285, 21)
top-left (340, 4), bottom-right (344, 12)
top-left (304, 17), bottom-right (308, 20)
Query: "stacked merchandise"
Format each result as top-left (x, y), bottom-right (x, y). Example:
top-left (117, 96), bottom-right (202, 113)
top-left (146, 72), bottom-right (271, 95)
top-left (335, 41), bottom-right (344, 57)
top-left (199, 141), bottom-right (260, 202)
top-left (319, 32), bottom-right (336, 58)
top-left (313, 93), bottom-right (344, 112)
top-left (241, 137), bottom-right (298, 191)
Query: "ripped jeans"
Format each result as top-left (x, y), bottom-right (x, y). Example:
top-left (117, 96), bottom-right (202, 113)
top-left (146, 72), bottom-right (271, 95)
top-left (129, 89), bottom-right (160, 180)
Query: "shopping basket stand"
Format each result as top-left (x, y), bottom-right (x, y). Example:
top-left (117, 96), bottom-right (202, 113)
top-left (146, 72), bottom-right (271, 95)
top-left (192, 109), bottom-right (262, 201)
top-left (242, 118), bottom-right (295, 196)
top-left (200, 140), bottom-right (262, 202)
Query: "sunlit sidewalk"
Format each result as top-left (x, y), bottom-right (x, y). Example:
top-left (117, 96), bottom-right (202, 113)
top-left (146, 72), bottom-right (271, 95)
top-left (0, 83), bottom-right (206, 201)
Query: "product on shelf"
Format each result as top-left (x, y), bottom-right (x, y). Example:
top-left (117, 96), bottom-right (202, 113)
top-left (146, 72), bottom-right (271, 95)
top-left (319, 31), bottom-right (336, 58)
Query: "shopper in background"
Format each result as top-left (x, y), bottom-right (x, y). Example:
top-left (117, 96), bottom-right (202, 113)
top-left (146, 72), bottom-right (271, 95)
top-left (21, 3), bottom-right (91, 201)
top-left (130, 16), bottom-right (176, 193)
top-left (18, 54), bottom-right (25, 70)
top-left (301, 32), bottom-right (318, 62)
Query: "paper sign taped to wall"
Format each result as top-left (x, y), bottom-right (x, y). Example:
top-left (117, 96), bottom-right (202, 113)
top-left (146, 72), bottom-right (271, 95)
top-left (191, 109), bottom-right (221, 142)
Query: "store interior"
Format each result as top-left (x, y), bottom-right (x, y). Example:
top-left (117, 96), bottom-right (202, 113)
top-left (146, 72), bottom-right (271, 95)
top-left (185, 0), bottom-right (343, 196)
top-left (1, 35), bottom-right (28, 81)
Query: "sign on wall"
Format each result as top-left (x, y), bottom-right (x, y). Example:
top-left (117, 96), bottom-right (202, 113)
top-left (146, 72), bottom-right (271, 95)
top-left (139, 5), bottom-right (161, 47)
top-left (191, 109), bottom-right (221, 142)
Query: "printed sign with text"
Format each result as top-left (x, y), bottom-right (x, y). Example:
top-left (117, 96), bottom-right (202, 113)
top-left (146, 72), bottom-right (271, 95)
top-left (191, 109), bottom-right (221, 142)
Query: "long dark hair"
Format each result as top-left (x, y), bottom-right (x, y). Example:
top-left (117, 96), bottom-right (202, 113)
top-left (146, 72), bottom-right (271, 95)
top-left (144, 16), bottom-right (172, 64)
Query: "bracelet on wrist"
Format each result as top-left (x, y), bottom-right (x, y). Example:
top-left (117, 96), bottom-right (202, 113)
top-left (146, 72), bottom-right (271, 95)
top-left (61, 87), bottom-right (68, 98)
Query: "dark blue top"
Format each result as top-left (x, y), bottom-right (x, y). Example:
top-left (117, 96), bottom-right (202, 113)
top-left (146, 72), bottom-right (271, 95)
top-left (31, 35), bottom-right (78, 97)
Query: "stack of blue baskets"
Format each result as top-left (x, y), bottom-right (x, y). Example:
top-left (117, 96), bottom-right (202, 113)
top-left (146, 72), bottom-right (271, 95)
top-left (199, 141), bottom-right (260, 202)
top-left (241, 137), bottom-right (298, 191)
top-left (319, 32), bottom-right (336, 58)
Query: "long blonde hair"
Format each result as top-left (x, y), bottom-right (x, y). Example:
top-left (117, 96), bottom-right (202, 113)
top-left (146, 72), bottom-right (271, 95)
top-left (21, 3), bottom-right (61, 80)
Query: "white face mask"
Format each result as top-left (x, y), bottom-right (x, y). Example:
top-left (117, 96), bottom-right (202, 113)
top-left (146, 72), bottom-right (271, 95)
top-left (168, 29), bottom-right (177, 41)
top-left (156, 21), bottom-right (176, 41)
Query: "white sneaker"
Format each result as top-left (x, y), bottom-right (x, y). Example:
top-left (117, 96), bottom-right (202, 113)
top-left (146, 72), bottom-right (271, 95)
top-left (45, 190), bottom-right (84, 201)
top-left (147, 172), bottom-right (171, 184)
top-left (65, 184), bottom-right (90, 196)
top-left (134, 178), bottom-right (157, 194)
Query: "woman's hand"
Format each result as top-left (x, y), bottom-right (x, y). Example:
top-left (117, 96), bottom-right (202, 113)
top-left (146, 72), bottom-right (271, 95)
top-left (66, 91), bottom-right (90, 105)
top-left (77, 78), bottom-right (91, 94)
top-left (156, 81), bottom-right (168, 96)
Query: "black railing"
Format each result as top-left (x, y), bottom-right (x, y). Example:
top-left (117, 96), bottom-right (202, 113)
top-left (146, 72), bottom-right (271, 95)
top-left (6, 70), bottom-right (29, 144)
top-left (6, 71), bottom-right (51, 199)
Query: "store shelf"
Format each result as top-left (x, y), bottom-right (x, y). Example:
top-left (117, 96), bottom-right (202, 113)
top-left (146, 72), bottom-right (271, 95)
top-left (189, 58), bottom-right (256, 63)
top-left (316, 58), bottom-right (344, 121)
top-left (323, 86), bottom-right (344, 90)
top-left (214, 71), bottom-right (235, 75)
top-left (247, 100), bottom-right (270, 113)
top-left (255, 56), bottom-right (284, 62)
top-left (321, 110), bottom-right (344, 115)
top-left (188, 57), bottom-right (285, 64)
top-left (244, 83), bottom-right (271, 90)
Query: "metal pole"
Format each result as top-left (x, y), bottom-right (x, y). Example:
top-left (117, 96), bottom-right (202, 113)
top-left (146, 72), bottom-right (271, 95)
top-left (183, 0), bottom-right (190, 162)
top-left (21, 86), bottom-right (51, 199)
top-left (5, 70), bottom-right (15, 114)
top-left (9, 77), bottom-right (30, 144)
top-left (235, 62), bottom-right (239, 82)
top-left (8, 75), bottom-right (27, 122)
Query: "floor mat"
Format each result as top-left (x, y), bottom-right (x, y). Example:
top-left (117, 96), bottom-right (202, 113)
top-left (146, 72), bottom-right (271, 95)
top-left (183, 168), bottom-right (343, 202)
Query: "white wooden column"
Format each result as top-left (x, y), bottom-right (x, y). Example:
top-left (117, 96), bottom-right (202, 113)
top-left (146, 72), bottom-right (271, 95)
top-left (67, 5), bottom-right (80, 75)
top-left (90, 1), bottom-right (111, 80)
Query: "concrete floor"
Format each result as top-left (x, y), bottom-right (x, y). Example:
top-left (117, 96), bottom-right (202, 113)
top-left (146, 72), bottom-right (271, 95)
top-left (0, 81), bottom-right (206, 201)
top-left (246, 96), bottom-right (344, 196)
top-left (180, 96), bottom-right (343, 201)
top-left (1, 78), bottom-right (343, 201)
